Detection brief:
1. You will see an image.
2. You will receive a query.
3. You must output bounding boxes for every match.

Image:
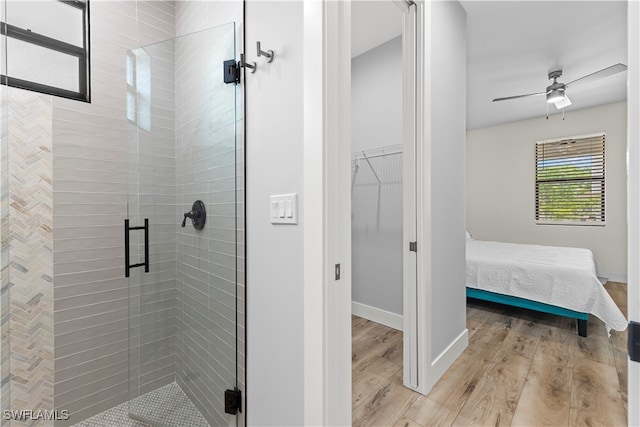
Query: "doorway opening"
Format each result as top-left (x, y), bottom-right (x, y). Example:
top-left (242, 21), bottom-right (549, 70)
top-left (463, 2), bottom-right (628, 425)
top-left (350, 1), bottom-right (419, 422)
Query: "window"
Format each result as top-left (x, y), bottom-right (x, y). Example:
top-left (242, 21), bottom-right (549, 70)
top-left (535, 134), bottom-right (605, 225)
top-left (126, 49), bottom-right (150, 132)
top-left (1, 0), bottom-right (90, 102)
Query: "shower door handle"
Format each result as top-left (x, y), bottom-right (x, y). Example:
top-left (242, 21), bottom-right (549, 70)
top-left (124, 218), bottom-right (149, 278)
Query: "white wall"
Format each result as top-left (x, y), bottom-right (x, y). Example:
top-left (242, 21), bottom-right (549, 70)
top-left (351, 36), bottom-right (402, 153)
top-left (467, 102), bottom-right (628, 280)
top-left (245, 2), bottom-right (306, 425)
top-left (351, 36), bottom-right (403, 316)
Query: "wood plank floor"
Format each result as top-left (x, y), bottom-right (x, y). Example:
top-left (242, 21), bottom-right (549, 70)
top-left (352, 282), bottom-right (628, 427)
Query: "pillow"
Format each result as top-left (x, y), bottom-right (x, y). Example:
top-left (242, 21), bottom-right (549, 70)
top-left (465, 230), bottom-right (472, 240)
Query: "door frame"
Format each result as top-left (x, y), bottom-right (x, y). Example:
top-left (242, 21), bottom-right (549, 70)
top-left (400, 0), bottom-right (420, 391)
top-left (302, 1), bottom-right (352, 424)
top-left (627, 1), bottom-right (639, 425)
top-left (301, 1), bottom-right (432, 424)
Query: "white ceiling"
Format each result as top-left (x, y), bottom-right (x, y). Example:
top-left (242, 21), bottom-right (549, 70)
top-left (351, 1), bottom-right (403, 58)
top-left (464, 1), bottom-right (628, 130)
top-left (351, 1), bottom-right (628, 131)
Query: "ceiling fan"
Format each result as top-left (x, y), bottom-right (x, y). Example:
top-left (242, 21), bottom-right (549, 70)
top-left (492, 63), bottom-right (628, 110)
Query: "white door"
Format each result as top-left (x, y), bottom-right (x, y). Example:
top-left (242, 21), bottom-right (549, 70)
top-left (401, 0), bottom-right (419, 390)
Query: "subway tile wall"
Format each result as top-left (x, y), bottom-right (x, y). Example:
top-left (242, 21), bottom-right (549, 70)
top-left (174, 2), bottom-right (245, 426)
top-left (174, 25), bottom-right (238, 427)
top-left (52, 2), bottom-right (175, 424)
top-left (1, 1), bottom-right (245, 425)
top-left (127, 35), bottom-right (178, 414)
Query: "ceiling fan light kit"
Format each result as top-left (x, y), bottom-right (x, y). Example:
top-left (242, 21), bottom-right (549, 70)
top-left (492, 63), bottom-right (627, 117)
top-left (546, 88), bottom-right (565, 104)
top-left (554, 95), bottom-right (572, 109)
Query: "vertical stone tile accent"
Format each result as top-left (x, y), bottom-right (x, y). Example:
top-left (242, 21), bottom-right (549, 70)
top-left (1, 84), bottom-right (10, 425)
top-left (7, 88), bottom-right (54, 418)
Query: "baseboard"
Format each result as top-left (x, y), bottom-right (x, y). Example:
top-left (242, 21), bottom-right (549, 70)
top-left (425, 328), bottom-right (468, 392)
top-left (351, 301), bottom-right (403, 331)
top-left (600, 272), bottom-right (627, 284)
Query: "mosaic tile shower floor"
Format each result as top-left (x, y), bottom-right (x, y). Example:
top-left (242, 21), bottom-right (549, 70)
top-left (72, 383), bottom-right (209, 427)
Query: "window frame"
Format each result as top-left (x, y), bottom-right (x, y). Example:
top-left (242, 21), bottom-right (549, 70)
top-left (0, 0), bottom-right (91, 102)
top-left (534, 132), bottom-right (606, 227)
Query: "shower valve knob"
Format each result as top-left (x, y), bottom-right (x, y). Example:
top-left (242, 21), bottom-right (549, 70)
top-left (182, 200), bottom-right (206, 230)
top-left (181, 212), bottom-right (194, 227)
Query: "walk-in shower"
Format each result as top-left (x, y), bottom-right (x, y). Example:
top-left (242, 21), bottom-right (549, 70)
top-left (126, 22), bottom-right (243, 427)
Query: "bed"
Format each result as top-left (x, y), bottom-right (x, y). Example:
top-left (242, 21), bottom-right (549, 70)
top-left (466, 238), bottom-right (627, 337)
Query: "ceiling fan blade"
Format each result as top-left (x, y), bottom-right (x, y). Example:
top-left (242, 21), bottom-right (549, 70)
top-left (492, 91), bottom-right (547, 102)
top-left (554, 95), bottom-right (572, 109)
top-left (566, 63), bottom-right (627, 87)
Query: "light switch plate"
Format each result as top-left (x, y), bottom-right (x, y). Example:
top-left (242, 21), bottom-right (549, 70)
top-left (270, 193), bottom-right (298, 224)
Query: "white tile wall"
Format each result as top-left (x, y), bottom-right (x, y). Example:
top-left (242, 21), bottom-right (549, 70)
top-left (174, 3), bottom-right (245, 427)
top-left (2, 2), bottom-right (246, 425)
top-left (52, 2), bottom-right (175, 425)
top-left (124, 4), bottom-right (246, 427)
top-left (126, 33), bottom-right (178, 417)
top-left (173, 23), bottom-right (240, 427)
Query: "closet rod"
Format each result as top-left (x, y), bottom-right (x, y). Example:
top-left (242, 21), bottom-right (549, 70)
top-left (352, 149), bottom-right (402, 161)
top-left (361, 152), bottom-right (381, 184)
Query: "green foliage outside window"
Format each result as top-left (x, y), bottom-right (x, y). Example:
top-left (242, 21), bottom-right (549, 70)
top-left (536, 162), bottom-right (603, 222)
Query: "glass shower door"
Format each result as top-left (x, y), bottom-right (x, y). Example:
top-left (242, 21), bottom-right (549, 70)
top-left (126, 23), bottom-right (239, 427)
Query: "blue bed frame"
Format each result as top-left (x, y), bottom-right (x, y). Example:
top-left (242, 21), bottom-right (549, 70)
top-left (466, 288), bottom-right (589, 337)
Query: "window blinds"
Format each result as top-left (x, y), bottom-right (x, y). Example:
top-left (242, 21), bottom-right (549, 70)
top-left (535, 134), bottom-right (605, 224)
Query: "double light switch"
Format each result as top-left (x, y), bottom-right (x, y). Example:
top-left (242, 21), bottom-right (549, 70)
top-left (270, 193), bottom-right (297, 224)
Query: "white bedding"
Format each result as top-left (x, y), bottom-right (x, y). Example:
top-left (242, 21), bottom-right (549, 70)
top-left (466, 239), bottom-right (627, 331)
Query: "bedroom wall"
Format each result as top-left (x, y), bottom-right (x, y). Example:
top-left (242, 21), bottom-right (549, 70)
top-left (351, 36), bottom-right (403, 319)
top-left (466, 101), bottom-right (627, 281)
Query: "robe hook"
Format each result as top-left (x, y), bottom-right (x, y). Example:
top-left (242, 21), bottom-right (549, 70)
top-left (240, 53), bottom-right (256, 73)
top-left (257, 41), bottom-right (275, 63)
